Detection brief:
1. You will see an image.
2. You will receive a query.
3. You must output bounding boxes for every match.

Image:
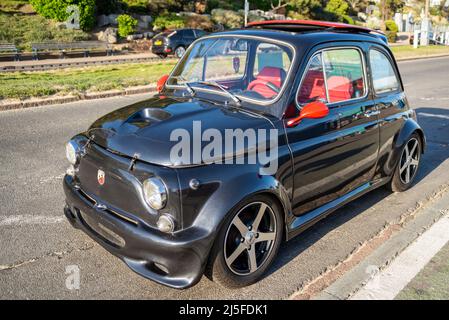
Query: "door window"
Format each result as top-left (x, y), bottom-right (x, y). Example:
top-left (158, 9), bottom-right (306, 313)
top-left (297, 48), bottom-right (366, 105)
top-left (369, 49), bottom-right (400, 94)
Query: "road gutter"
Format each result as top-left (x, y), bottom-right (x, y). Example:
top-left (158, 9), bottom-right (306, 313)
top-left (290, 184), bottom-right (449, 300)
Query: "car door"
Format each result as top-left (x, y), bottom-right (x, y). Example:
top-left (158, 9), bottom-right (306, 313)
top-left (285, 46), bottom-right (379, 216)
top-left (367, 46), bottom-right (409, 180)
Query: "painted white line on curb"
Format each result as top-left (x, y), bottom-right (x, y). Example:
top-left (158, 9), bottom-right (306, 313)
top-left (350, 214), bottom-right (449, 300)
top-left (0, 215), bottom-right (64, 226)
top-left (418, 112), bottom-right (449, 120)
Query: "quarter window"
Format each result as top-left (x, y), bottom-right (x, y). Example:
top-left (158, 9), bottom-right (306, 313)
top-left (369, 49), bottom-right (400, 94)
top-left (297, 48), bottom-right (366, 105)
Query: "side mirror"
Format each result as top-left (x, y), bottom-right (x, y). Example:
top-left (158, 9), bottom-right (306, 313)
top-left (157, 74), bottom-right (169, 93)
top-left (286, 101), bottom-right (329, 127)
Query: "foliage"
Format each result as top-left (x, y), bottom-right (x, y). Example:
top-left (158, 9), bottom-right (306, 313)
top-left (0, 13), bottom-right (89, 51)
top-left (29, 0), bottom-right (95, 31)
top-left (117, 14), bottom-right (138, 37)
top-left (211, 9), bottom-right (243, 28)
top-left (324, 0), bottom-right (349, 17)
top-left (287, 0), bottom-right (322, 20)
top-left (385, 31), bottom-right (397, 43)
top-left (96, 0), bottom-right (122, 15)
top-left (153, 13), bottom-right (186, 30)
top-left (185, 14), bottom-right (214, 31)
top-left (342, 15), bottom-right (355, 25)
top-left (385, 19), bottom-right (398, 32)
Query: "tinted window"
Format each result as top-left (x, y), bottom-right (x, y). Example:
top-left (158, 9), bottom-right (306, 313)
top-left (297, 48), bottom-right (366, 105)
top-left (369, 49), bottom-right (400, 94)
top-left (194, 30), bottom-right (207, 37)
top-left (183, 30), bottom-right (195, 38)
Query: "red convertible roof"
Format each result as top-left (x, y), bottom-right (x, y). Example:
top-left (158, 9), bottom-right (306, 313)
top-left (246, 19), bottom-right (377, 34)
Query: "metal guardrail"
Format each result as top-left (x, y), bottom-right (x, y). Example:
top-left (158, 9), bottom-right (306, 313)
top-left (0, 55), bottom-right (178, 72)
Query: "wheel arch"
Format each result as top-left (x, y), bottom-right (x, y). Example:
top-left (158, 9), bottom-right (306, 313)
top-left (387, 118), bottom-right (425, 175)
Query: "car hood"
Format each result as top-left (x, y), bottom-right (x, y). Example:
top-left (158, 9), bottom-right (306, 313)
top-left (87, 96), bottom-right (276, 167)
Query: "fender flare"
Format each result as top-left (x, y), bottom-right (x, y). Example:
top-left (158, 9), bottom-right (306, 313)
top-left (387, 118), bottom-right (426, 174)
top-left (193, 172), bottom-right (291, 245)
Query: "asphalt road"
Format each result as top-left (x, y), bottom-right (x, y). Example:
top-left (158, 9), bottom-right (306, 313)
top-left (1, 57), bottom-right (449, 299)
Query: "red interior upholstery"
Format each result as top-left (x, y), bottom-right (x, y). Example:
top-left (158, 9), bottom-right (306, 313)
top-left (248, 67), bottom-right (285, 98)
top-left (327, 76), bottom-right (353, 103)
top-left (297, 70), bottom-right (326, 104)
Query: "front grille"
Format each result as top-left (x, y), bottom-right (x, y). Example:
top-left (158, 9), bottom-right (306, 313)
top-left (78, 188), bottom-right (138, 226)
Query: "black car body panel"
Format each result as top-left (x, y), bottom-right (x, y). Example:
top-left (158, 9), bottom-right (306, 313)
top-left (64, 26), bottom-right (425, 289)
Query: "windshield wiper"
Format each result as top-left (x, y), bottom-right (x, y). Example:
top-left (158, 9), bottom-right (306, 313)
top-left (196, 80), bottom-right (241, 106)
top-left (171, 75), bottom-right (195, 96)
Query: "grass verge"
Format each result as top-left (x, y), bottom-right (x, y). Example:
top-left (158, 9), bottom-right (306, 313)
top-left (391, 45), bottom-right (449, 60)
top-left (0, 61), bottom-right (176, 100)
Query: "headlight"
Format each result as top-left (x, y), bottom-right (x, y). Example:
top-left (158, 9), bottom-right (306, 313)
top-left (66, 141), bottom-right (78, 165)
top-left (143, 177), bottom-right (167, 210)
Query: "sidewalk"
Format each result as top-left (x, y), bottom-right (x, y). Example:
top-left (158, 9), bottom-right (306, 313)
top-left (396, 242), bottom-right (449, 299)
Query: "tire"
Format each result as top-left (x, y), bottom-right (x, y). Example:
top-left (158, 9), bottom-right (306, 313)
top-left (174, 46), bottom-right (186, 58)
top-left (206, 194), bottom-right (283, 288)
top-left (389, 133), bottom-right (422, 192)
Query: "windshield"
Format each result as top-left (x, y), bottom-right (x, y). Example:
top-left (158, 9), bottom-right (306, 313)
top-left (166, 36), bottom-right (294, 105)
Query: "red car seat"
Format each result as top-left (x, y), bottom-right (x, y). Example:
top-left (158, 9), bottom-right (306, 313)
top-left (327, 76), bottom-right (353, 103)
top-left (247, 67), bottom-right (286, 99)
top-left (297, 70), bottom-right (326, 104)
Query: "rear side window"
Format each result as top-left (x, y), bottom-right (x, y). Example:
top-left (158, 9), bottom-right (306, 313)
top-left (297, 48), bottom-right (366, 105)
top-left (183, 30), bottom-right (195, 38)
top-left (369, 49), bottom-right (400, 94)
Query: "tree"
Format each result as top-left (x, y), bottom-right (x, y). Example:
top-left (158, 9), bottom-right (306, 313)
top-left (287, 0), bottom-right (322, 19)
top-left (325, 0), bottom-right (349, 17)
top-left (117, 14), bottom-right (138, 37)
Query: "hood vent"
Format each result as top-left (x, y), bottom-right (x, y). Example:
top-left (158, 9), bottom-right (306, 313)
top-left (126, 108), bottom-right (172, 127)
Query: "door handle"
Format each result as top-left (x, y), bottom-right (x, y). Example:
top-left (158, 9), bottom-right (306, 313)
top-left (364, 110), bottom-right (380, 118)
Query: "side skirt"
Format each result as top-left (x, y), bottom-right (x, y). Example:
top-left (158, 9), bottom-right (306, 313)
top-left (286, 178), bottom-right (390, 241)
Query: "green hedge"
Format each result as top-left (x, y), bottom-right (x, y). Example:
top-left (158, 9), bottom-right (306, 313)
top-left (29, 0), bottom-right (95, 31)
top-left (117, 14), bottom-right (138, 37)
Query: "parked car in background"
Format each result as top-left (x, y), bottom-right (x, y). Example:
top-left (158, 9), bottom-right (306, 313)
top-left (64, 20), bottom-right (425, 289)
top-left (151, 28), bottom-right (208, 58)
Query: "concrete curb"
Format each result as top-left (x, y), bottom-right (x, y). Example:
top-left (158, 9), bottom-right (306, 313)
top-left (396, 53), bottom-right (449, 62)
top-left (0, 85), bottom-right (157, 111)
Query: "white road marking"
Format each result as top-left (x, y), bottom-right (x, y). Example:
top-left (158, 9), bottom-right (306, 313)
top-left (0, 215), bottom-right (64, 226)
top-left (350, 214), bottom-right (449, 300)
top-left (418, 112), bottom-right (449, 120)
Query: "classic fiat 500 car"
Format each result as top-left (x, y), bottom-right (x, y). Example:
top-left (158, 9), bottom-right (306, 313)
top-left (63, 20), bottom-right (425, 289)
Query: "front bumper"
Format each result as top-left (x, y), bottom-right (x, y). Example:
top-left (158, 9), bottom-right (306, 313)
top-left (63, 174), bottom-right (213, 289)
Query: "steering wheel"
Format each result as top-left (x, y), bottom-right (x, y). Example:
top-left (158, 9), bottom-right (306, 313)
top-left (247, 79), bottom-right (281, 94)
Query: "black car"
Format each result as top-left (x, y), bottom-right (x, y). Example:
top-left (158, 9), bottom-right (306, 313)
top-left (63, 20), bottom-right (425, 289)
top-left (151, 28), bottom-right (208, 58)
